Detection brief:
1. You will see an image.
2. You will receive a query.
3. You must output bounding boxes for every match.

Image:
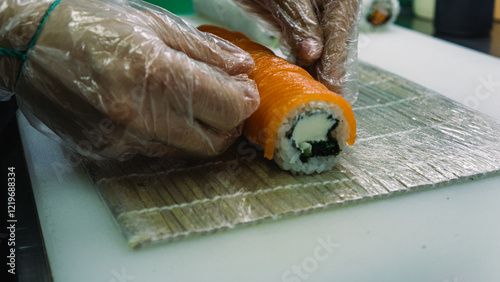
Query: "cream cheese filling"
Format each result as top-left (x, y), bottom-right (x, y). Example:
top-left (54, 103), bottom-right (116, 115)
top-left (291, 113), bottom-right (337, 153)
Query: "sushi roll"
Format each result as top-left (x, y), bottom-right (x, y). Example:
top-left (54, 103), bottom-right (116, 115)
top-left (273, 101), bottom-right (352, 174)
top-left (359, 0), bottom-right (400, 32)
top-left (198, 25), bottom-right (357, 174)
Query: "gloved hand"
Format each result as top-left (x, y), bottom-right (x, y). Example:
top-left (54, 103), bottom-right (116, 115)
top-left (0, 0), bottom-right (259, 160)
top-left (234, 0), bottom-right (362, 103)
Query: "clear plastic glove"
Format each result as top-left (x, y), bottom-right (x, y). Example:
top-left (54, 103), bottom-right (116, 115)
top-left (235, 0), bottom-right (362, 103)
top-left (0, 0), bottom-right (259, 160)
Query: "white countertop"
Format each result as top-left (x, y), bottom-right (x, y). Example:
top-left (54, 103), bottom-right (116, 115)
top-left (19, 23), bottom-right (500, 282)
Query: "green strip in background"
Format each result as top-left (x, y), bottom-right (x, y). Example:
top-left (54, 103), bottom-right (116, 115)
top-left (143, 0), bottom-right (194, 14)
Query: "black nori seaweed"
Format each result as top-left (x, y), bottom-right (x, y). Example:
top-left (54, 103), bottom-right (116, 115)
top-left (299, 139), bottom-right (341, 163)
top-left (327, 119), bottom-right (340, 139)
top-left (286, 112), bottom-right (342, 163)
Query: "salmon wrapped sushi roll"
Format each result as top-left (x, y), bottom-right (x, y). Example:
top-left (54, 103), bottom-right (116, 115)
top-left (198, 25), bottom-right (357, 174)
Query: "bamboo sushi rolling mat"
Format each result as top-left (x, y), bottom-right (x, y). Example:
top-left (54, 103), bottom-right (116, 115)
top-left (79, 63), bottom-right (500, 248)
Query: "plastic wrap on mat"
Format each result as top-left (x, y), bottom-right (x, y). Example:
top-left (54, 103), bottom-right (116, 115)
top-left (0, 0), bottom-right (259, 161)
top-left (79, 63), bottom-right (500, 248)
top-left (195, 0), bottom-right (362, 104)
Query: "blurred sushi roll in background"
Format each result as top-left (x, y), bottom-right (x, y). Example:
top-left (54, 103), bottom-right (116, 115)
top-left (360, 0), bottom-right (400, 32)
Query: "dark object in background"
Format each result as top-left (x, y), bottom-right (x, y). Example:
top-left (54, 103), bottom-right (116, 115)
top-left (0, 98), bottom-right (18, 134)
top-left (434, 0), bottom-right (495, 37)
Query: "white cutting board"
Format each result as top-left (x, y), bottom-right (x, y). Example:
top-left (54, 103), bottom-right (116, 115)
top-left (18, 20), bottom-right (500, 282)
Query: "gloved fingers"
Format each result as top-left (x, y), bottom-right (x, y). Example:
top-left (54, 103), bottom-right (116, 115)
top-left (189, 72), bottom-right (259, 132)
top-left (32, 2), bottom-right (259, 134)
top-left (150, 108), bottom-right (242, 157)
top-left (138, 9), bottom-right (255, 76)
top-left (98, 38), bottom-right (258, 153)
top-left (82, 38), bottom-right (258, 152)
top-left (20, 41), bottom-right (250, 158)
top-left (10, 0), bottom-right (261, 160)
top-left (235, 0), bottom-right (324, 66)
top-left (313, 0), bottom-right (361, 98)
top-left (150, 44), bottom-right (260, 132)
